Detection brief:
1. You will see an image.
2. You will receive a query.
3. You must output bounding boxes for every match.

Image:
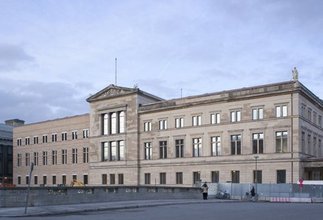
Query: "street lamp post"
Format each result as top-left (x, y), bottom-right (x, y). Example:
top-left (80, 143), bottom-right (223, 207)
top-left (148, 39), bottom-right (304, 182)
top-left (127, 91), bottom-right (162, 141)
top-left (254, 155), bottom-right (259, 196)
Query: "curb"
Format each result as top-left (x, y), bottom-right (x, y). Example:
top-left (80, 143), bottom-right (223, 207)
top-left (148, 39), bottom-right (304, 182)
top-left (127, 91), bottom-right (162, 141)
top-left (0, 200), bottom-right (233, 217)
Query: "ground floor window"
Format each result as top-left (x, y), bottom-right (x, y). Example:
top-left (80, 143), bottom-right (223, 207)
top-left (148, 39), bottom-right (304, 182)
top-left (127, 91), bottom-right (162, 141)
top-left (231, 170), bottom-right (240, 183)
top-left (62, 175), bottom-right (66, 185)
top-left (253, 170), bottom-right (262, 184)
top-left (145, 173), bottom-right (151, 184)
top-left (83, 175), bottom-right (88, 185)
top-left (211, 171), bottom-right (219, 183)
top-left (110, 174), bottom-right (115, 185)
top-left (102, 174), bottom-right (107, 185)
top-left (160, 172), bottom-right (166, 184)
top-left (277, 170), bottom-right (286, 183)
top-left (118, 174), bottom-right (124, 185)
top-left (176, 172), bottom-right (183, 184)
top-left (193, 171), bottom-right (200, 185)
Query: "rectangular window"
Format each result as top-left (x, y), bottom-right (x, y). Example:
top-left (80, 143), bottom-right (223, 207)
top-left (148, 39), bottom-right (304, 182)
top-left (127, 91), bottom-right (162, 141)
top-left (276, 131), bottom-right (288, 153)
top-left (211, 113), bottom-right (220, 124)
top-left (42, 135), bottom-right (48, 143)
top-left (313, 112), bottom-right (317, 125)
top-left (118, 174), bottom-right (124, 185)
top-left (83, 129), bottom-right (89, 138)
top-left (277, 170), bottom-right (286, 183)
top-left (119, 111), bottom-right (125, 133)
top-left (52, 150), bottom-right (57, 165)
top-left (26, 176), bottom-right (29, 185)
top-left (83, 147), bottom-right (89, 163)
top-left (175, 117), bottom-right (184, 128)
top-left (301, 104), bottom-right (306, 117)
top-left (51, 133), bottom-right (57, 142)
top-left (160, 172), bottom-right (166, 184)
top-left (33, 136), bottom-right (39, 144)
top-left (62, 132), bottom-right (67, 141)
top-left (318, 139), bottom-right (322, 158)
top-left (42, 151), bottom-right (48, 165)
top-left (276, 105), bottom-right (288, 118)
top-left (211, 171), bottom-right (219, 183)
top-left (17, 153), bottom-right (22, 167)
top-left (119, 141), bottom-right (125, 161)
top-left (211, 136), bottom-right (221, 156)
top-left (308, 108), bottom-right (312, 121)
top-left (313, 136), bottom-right (317, 156)
top-left (176, 172), bottom-right (183, 184)
top-left (34, 176), bottom-right (38, 185)
top-left (144, 121), bottom-right (152, 132)
top-left (192, 115), bottom-right (202, 126)
top-left (145, 173), bottom-right (151, 184)
top-left (72, 148), bottom-right (78, 164)
top-left (252, 108), bottom-right (264, 120)
top-left (252, 133), bottom-right (264, 154)
top-left (102, 174), bottom-right (107, 184)
top-left (159, 119), bottom-right (168, 130)
top-left (83, 175), bottom-right (88, 185)
top-left (110, 174), bottom-right (115, 185)
top-left (62, 149), bottom-right (67, 164)
top-left (102, 113), bottom-right (109, 135)
top-left (62, 175), bottom-right (66, 185)
top-left (43, 176), bottom-right (47, 185)
top-left (231, 135), bottom-right (241, 155)
top-left (144, 142), bottom-right (152, 160)
top-left (308, 134), bottom-right (312, 155)
top-left (72, 175), bottom-right (77, 182)
top-left (102, 142), bottom-right (109, 161)
top-left (253, 170), bottom-right (262, 183)
top-left (111, 112), bottom-right (117, 134)
top-left (193, 171), bottom-right (200, 185)
top-left (231, 170), bottom-right (240, 183)
top-left (33, 152), bottom-right (39, 166)
top-left (175, 139), bottom-right (184, 158)
top-left (109, 141), bottom-right (125, 161)
top-left (319, 115), bottom-right (322, 128)
top-left (110, 141), bottom-right (117, 161)
top-left (52, 176), bottom-right (56, 185)
top-left (25, 137), bottom-right (30, 145)
top-left (25, 153), bottom-right (30, 166)
top-left (72, 131), bottom-right (78, 140)
top-left (18, 176), bottom-right (21, 185)
top-left (17, 138), bottom-right (22, 146)
top-left (193, 138), bottom-right (202, 157)
top-left (301, 131), bottom-right (306, 153)
top-left (159, 141), bottom-right (167, 159)
top-left (230, 110), bottom-right (241, 122)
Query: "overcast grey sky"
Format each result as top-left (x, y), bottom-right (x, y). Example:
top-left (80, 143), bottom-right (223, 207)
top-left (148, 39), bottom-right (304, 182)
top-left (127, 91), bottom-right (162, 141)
top-left (0, 0), bottom-right (322, 124)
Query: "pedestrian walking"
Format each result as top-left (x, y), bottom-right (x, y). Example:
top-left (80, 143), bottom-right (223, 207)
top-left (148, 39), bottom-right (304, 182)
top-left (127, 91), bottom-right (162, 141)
top-left (201, 182), bottom-right (209, 200)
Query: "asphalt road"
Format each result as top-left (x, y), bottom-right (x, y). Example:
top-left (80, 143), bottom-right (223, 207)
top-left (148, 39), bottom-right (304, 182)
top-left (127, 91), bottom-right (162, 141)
top-left (2, 202), bottom-right (323, 220)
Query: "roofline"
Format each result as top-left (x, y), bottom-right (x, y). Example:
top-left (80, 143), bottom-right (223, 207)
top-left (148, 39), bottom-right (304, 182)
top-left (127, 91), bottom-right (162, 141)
top-left (139, 80), bottom-right (322, 112)
top-left (15, 113), bottom-right (89, 127)
top-left (86, 84), bottom-right (163, 103)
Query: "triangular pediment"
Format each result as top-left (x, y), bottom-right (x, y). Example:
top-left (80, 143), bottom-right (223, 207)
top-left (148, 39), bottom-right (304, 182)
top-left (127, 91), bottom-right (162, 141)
top-left (86, 84), bottom-right (137, 102)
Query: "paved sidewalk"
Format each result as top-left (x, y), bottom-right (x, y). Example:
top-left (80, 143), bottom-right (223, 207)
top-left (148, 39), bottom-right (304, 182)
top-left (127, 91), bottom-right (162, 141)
top-left (0, 199), bottom-right (230, 217)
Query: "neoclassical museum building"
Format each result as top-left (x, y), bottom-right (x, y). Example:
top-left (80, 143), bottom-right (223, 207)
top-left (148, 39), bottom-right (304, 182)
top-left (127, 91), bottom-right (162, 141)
top-left (13, 76), bottom-right (323, 187)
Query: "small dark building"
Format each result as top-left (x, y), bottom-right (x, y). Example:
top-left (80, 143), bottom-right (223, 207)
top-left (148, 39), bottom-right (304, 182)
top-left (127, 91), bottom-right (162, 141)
top-left (0, 119), bottom-right (24, 186)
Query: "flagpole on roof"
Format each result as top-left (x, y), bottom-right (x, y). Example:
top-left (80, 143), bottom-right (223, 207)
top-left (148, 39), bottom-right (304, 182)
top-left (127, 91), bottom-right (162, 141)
top-left (115, 58), bottom-right (118, 85)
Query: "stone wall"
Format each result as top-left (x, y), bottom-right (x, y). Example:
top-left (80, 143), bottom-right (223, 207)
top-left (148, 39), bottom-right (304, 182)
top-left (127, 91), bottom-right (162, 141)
top-left (0, 186), bottom-right (201, 208)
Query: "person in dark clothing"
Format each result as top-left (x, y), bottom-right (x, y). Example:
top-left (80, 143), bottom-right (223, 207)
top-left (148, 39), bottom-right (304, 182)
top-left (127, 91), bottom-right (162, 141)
top-left (201, 182), bottom-right (209, 200)
top-left (250, 186), bottom-right (256, 197)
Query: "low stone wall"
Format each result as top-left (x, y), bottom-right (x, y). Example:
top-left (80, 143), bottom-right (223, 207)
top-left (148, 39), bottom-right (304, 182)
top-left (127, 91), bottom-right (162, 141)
top-left (0, 186), bottom-right (201, 208)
